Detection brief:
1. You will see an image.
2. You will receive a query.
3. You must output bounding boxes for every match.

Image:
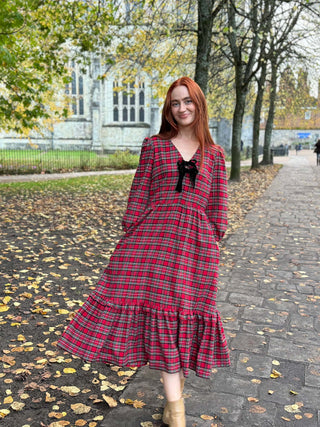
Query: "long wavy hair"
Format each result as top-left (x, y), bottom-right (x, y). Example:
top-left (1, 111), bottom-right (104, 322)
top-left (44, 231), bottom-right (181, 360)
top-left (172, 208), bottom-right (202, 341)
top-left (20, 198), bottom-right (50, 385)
top-left (156, 76), bottom-right (217, 169)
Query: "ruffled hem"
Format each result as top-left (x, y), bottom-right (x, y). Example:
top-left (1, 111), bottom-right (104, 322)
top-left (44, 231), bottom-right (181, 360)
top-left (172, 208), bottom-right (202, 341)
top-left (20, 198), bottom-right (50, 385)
top-left (57, 296), bottom-right (230, 379)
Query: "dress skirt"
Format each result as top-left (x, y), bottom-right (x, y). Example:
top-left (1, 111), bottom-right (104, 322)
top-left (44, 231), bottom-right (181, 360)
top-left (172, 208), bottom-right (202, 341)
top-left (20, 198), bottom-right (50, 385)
top-left (58, 137), bottom-right (230, 378)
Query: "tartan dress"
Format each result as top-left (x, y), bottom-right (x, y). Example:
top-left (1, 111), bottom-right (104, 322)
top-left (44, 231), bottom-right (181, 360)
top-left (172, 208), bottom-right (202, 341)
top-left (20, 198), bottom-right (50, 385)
top-left (58, 136), bottom-right (230, 378)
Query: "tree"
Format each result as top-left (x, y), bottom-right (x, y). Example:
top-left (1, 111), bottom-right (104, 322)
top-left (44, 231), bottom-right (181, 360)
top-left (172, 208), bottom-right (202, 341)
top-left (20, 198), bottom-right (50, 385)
top-left (0, 0), bottom-right (115, 133)
top-left (261, 1), bottom-right (320, 164)
top-left (224, 0), bottom-right (263, 181)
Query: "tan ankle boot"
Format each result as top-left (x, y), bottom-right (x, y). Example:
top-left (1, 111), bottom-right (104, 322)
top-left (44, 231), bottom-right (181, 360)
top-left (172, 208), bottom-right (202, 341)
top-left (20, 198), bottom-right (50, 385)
top-left (163, 379), bottom-right (185, 424)
top-left (163, 398), bottom-right (186, 427)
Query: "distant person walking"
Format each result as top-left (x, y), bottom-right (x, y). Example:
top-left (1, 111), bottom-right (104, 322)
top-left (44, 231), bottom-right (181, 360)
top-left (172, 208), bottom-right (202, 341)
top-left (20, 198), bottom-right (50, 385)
top-left (314, 139), bottom-right (320, 166)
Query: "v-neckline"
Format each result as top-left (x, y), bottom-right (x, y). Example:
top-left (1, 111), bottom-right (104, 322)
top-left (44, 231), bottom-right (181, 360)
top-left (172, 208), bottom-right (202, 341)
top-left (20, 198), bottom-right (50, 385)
top-left (169, 140), bottom-right (200, 162)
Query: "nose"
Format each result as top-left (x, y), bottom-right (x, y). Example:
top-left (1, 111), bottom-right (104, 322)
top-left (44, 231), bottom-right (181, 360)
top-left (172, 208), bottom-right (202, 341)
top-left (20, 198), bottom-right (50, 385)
top-left (178, 102), bottom-right (186, 112)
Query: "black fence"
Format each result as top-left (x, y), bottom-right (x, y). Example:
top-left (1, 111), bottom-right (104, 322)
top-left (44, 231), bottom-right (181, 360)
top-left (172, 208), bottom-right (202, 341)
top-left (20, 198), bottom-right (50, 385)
top-left (0, 148), bottom-right (140, 175)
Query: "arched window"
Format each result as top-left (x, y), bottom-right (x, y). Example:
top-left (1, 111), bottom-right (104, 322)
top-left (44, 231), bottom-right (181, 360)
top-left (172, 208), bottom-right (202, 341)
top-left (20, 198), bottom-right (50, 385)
top-left (123, 107), bottom-right (128, 121)
top-left (79, 97), bottom-right (84, 115)
top-left (71, 72), bottom-right (77, 95)
top-left (72, 99), bottom-right (77, 115)
top-left (130, 107), bottom-right (135, 121)
top-left (113, 107), bottom-right (119, 121)
top-left (112, 78), bottom-right (145, 123)
top-left (78, 76), bottom-right (83, 95)
top-left (68, 66), bottom-right (85, 116)
top-left (139, 91), bottom-right (144, 105)
top-left (139, 107), bottom-right (144, 122)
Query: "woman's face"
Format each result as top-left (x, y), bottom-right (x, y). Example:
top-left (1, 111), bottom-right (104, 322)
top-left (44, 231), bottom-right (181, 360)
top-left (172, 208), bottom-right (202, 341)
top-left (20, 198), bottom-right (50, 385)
top-left (170, 85), bottom-right (196, 128)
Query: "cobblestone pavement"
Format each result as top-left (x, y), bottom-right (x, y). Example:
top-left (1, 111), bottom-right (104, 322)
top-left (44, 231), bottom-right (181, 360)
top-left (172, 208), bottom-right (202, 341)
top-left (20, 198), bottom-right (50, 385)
top-left (100, 151), bottom-right (320, 427)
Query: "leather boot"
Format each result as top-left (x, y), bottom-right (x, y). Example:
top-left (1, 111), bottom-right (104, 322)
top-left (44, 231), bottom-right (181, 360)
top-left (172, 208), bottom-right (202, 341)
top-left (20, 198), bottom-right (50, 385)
top-left (163, 378), bottom-right (185, 424)
top-left (162, 398), bottom-right (186, 427)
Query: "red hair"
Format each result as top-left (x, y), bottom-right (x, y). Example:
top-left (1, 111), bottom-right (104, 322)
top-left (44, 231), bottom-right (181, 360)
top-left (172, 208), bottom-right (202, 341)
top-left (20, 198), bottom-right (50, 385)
top-left (156, 76), bottom-right (217, 169)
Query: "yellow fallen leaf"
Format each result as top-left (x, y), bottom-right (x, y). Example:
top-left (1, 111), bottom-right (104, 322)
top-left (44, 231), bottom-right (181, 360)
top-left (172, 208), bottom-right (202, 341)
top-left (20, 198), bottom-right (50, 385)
top-left (270, 369), bottom-right (282, 378)
top-left (304, 413), bottom-right (314, 418)
top-left (63, 368), bottom-right (76, 374)
top-left (71, 403), bottom-right (91, 415)
top-left (45, 393), bottom-right (56, 402)
top-left (93, 415), bottom-right (104, 421)
top-left (102, 395), bottom-right (117, 407)
top-left (284, 404), bottom-right (301, 413)
top-left (75, 420), bottom-right (87, 426)
top-left (0, 305), bottom-right (9, 312)
top-left (49, 412), bottom-right (67, 419)
top-left (0, 409), bottom-right (10, 418)
top-left (11, 402), bottom-right (25, 411)
top-left (295, 414), bottom-right (303, 420)
top-left (247, 397), bottom-right (259, 403)
top-left (4, 396), bottom-right (13, 404)
top-left (289, 390), bottom-right (298, 395)
top-left (61, 386), bottom-right (81, 395)
top-left (17, 334), bottom-right (26, 341)
top-left (117, 370), bottom-right (135, 377)
top-left (48, 422), bottom-right (70, 427)
top-left (140, 423), bottom-right (153, 427)
top-left (281, 417), bottom-right (291, 422)
top-left (133, 400), bottom-right (146, 409)
top-left (57, 309), bottom-right (69, 314)
top-left (200, 414), bottom-right (214, 420)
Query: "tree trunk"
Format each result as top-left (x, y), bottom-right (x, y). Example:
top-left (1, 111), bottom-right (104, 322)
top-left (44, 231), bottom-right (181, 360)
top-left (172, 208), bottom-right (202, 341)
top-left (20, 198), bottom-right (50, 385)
top-left (262, 61), bottom-right (277, 165)
top-left (230, 83), bottom-right (246, 181)
top-left (251, 61), bottom-right (267, 169)
top-left (194, 0), bottom-right (215, 95)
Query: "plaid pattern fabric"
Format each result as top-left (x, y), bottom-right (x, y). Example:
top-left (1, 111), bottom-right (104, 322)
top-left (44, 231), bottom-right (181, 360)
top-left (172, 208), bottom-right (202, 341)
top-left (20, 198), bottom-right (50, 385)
top-left (58, 137), bottom-right (230, 378)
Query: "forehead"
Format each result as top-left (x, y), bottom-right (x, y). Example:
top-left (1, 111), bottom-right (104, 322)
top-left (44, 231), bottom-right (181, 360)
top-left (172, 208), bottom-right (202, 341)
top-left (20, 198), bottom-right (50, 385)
top-left (171, 85), bottom-right (190, 100)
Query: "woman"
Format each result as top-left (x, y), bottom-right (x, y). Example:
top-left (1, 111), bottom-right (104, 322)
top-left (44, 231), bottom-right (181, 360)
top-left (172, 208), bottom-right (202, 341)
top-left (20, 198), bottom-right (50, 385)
top-left (58, 77), bottom-right (230, 427)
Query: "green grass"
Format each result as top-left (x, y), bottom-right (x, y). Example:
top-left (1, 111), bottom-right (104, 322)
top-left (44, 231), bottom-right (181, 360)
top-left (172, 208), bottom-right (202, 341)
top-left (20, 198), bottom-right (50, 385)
top-left (0, 173), bottom-right (135, 197)
top-left (0, 149), bottom-right (140, 175)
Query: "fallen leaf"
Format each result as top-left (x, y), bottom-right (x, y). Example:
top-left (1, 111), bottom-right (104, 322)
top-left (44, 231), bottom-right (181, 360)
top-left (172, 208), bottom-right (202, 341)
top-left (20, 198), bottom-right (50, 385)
top-left (249, 405), bottom-right (266, 414)
top-left (71, 403), bottom-right (91, 415)
top-left (270, 369), bottom-right (282, 378)
top-left (60, 386), bottom-right (81, 395)
top-left (201, 414), bottom-right (214, 420)
top-left (63, 368), bottom-right (76, 374)
top-left (102, 395), bottom-right (117, 407)
top-left (75, 420), bottom-right (87, 426)
top-left (10, 401), bottom-right (25, 411)
top-left (284, 404), bottom-right (301, 413)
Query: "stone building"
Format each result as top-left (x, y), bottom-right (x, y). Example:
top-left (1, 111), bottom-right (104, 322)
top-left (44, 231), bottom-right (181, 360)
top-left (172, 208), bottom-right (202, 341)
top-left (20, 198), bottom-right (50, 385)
top-left (0, 55), bottom-right (233, 153)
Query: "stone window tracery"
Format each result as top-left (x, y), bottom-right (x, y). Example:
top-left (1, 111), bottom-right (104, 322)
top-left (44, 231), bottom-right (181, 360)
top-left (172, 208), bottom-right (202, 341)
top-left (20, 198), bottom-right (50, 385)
top-left (66, 65), bottom-right (85, 117)
top-left (113, 79), bottom-right (145, 123)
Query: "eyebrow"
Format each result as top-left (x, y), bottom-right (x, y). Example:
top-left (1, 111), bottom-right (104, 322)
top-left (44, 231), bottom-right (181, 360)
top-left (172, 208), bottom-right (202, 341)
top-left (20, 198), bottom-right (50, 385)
top-left (171, 97), bottom-right (192, 103)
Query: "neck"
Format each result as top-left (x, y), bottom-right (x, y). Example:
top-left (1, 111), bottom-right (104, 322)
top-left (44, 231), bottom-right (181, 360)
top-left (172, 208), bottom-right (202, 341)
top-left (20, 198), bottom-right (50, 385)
top-left (177, 127), bottom-right (196, 141)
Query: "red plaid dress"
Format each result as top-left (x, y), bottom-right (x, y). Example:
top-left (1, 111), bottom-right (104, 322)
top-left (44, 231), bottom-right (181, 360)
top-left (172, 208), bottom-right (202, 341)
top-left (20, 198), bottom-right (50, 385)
top-left (58, 136), bottom-right (230, 378)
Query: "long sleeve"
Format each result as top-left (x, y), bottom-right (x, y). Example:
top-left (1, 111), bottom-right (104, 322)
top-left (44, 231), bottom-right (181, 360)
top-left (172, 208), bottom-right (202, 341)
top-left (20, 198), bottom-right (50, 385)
top-left (205, 148), bottom-right (228, 241)
top-left (122, 137), bottom-right (154, 232)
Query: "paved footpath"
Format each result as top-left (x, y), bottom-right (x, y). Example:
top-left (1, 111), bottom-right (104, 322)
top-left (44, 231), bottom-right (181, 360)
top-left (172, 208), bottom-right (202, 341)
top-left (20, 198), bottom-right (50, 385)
top-left (100, 151), bottom-right (320, 427)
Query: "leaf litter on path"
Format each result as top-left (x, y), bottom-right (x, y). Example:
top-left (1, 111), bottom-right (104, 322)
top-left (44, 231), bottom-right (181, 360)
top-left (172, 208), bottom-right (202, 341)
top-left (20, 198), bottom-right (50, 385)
top-left (0, 166), bottom-right (281, 425)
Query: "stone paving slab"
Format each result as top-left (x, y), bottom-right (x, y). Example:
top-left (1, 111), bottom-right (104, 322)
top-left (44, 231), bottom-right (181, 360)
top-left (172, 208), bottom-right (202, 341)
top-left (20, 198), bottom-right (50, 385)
top-left (100, 150), bottom-right (320, 426)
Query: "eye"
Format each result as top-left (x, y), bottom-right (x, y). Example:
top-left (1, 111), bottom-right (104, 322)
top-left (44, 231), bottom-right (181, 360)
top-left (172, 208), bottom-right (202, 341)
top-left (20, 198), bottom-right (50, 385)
top-left (171, 102), bottom-right (179, 108)
top-left (185, 99), bottom-right (193, 105)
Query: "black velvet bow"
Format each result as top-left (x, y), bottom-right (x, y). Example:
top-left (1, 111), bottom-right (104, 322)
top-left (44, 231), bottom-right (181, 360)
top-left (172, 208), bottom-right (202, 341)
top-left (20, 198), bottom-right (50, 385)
top-left (175, 159), bottom-right (199, 193)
